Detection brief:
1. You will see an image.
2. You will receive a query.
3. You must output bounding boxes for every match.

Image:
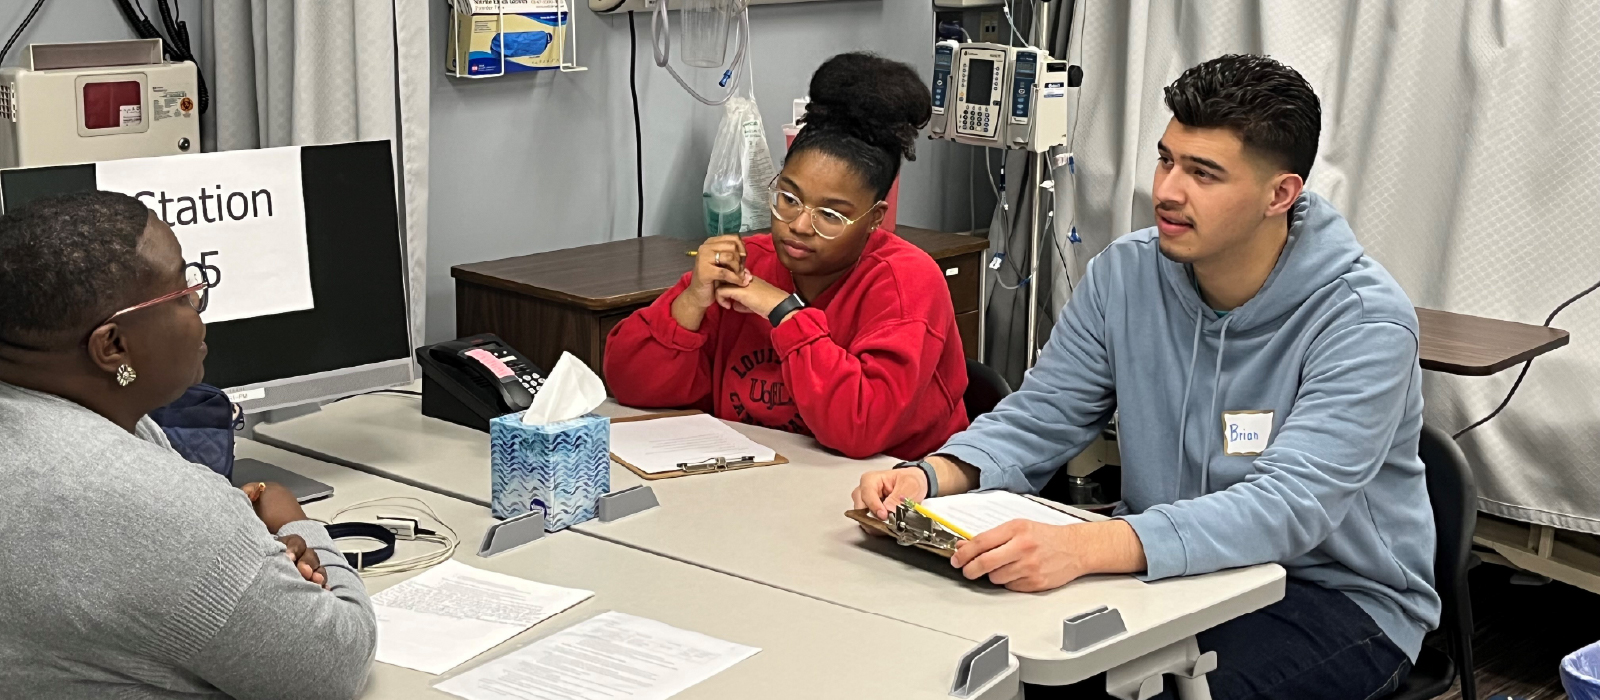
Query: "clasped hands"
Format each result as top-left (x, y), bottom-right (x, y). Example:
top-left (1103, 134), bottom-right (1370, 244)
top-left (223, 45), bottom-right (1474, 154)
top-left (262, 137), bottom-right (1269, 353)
top-left (681, 235), bottom-right (799, 323)
top-left (241, 481), bottom-right (330, 589)
top-left (851, 466), bottom-right (1146, 592)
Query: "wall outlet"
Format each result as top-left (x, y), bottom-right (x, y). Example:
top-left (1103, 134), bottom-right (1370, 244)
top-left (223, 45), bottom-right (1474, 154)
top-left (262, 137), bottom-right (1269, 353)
top-left (979, 12), bottom-right (1001, 43)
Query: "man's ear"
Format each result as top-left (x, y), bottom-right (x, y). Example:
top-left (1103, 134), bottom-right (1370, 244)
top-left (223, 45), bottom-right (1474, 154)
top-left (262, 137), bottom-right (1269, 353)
top-left (85, 323), bottom-right (131, 377)
top-left (1266, 173), bottom-right (1304, 218)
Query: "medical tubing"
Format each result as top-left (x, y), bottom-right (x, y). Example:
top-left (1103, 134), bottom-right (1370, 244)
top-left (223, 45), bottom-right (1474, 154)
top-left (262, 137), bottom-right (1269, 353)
top-left (651, 1), bottom-right (749, 106)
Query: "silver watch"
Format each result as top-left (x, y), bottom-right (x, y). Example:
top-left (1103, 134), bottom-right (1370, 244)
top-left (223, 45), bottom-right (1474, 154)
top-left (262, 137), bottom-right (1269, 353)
top-left (894, 459), bottom-right (939, 499)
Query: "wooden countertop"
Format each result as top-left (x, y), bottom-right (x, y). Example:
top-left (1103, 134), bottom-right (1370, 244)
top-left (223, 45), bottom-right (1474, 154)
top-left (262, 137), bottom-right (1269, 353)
top-left (450, 227), bottom-right (990, 312)
top-left (1417, 307), bottom-right (1569, 376)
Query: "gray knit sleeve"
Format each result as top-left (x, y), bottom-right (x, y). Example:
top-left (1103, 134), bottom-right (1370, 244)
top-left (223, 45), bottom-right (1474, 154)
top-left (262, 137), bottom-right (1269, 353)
top-left (181, 520), bottom-right (376, 700)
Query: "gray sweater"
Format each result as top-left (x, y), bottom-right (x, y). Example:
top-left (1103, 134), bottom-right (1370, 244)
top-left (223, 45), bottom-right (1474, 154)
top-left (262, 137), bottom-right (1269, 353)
top-left (0, 381), bottom-right (376, 699)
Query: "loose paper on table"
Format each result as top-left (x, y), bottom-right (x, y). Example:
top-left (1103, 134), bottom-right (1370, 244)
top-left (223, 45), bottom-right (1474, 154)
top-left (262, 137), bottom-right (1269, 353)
top-left (370, 560), bottom-right (592, 675)
top-left (610, 414), bottom-right (776, 474)
top-left (921, 491), bottom-right (1083, 537)
top-left (435, 610), bottom-right (760, 700)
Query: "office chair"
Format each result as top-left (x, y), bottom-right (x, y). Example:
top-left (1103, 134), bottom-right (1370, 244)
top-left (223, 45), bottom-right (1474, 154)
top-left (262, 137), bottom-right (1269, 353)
top-left (1383, 423), bottom-right (1478, 700)
top-left (963, 358), bottom-right (1012, 421)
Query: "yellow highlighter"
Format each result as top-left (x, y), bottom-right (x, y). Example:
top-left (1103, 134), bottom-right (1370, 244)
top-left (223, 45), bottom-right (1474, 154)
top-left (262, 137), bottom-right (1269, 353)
top-left (909, 501), bottom-right (975, 540)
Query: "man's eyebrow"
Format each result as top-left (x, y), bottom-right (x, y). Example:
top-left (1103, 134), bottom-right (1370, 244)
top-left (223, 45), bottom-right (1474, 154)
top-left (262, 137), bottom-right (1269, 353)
top-left (1183, 154), bottom-right (1227, 173)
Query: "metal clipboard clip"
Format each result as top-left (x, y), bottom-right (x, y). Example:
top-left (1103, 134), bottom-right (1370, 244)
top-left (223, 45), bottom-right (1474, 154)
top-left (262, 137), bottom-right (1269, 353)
top-left (676, 455), bottom-right (757, 474)
top-left (886, 500), bottom-right (965, 556)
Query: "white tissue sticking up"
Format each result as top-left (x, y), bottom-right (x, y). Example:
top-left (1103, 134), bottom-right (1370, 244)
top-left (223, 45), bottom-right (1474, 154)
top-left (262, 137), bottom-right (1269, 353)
top-left (521, 352), bottom-right (606, 425)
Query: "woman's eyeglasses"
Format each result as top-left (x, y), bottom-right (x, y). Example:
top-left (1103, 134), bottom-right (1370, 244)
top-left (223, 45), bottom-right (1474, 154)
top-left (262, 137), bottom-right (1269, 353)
top-left (768, 188), bottom-right (882, 240)
top-left (101, 266), bottom-right (211, 325)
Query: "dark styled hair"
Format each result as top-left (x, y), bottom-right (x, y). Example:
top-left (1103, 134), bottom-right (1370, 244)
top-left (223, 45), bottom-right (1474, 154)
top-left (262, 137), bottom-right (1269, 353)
top-left (789, 52), bottom-right (932, 200)
top-left (0, 190), bottom-right (154, 347)
top-left (1163, 54), bottom-right (1321, 180)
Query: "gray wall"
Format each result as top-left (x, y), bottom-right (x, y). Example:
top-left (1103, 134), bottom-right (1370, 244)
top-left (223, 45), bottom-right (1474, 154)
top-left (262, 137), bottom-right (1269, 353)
top-left (426, 0), bottom-right (990, 343)
top-left (0, 0), bottom-right (206, 67)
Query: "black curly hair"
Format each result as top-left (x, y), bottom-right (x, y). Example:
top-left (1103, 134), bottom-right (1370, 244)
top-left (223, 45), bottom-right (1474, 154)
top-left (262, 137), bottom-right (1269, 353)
top-left (0, 190), bottom-right (155, 349)
top-left (788, 52), bottom-right (932, 201)
top-left (1163, 54), bottom-right (1321, 180)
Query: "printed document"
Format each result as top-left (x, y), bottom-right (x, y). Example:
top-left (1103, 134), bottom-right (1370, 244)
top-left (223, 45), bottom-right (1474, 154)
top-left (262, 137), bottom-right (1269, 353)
top-left (371, 560), bottom-right (593, 675)
top-left (610, 414), bottom-right (776, 474)
top-left (435, 611), bottom-right (760, 700)
top-left (922, 491), bottom-right (1084, 536)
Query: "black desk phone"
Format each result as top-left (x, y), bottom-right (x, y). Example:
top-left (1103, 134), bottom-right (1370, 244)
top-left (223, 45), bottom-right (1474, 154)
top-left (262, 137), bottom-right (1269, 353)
top-left (415, 334), bottom-right (546, 432)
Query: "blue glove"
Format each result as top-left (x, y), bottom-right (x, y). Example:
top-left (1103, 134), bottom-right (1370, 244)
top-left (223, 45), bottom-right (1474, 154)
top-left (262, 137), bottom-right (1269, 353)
top-left (491, 31), bottom-right (552, 58)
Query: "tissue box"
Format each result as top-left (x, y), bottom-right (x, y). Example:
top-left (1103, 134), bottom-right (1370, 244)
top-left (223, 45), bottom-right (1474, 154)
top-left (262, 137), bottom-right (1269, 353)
top-left (489, 412), bottom-right (610, 529)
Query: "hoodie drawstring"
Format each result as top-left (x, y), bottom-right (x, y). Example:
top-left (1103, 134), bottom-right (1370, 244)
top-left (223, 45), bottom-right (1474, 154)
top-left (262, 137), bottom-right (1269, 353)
top-left (1200, 316), bottom-right (1233, 495)
top-left (1175, 307), bottom-right (1204, 499)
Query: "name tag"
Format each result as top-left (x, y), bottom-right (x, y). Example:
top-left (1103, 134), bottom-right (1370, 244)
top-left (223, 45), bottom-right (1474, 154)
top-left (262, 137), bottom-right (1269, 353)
top-left (1222, 411), bottom-right (1274, 456)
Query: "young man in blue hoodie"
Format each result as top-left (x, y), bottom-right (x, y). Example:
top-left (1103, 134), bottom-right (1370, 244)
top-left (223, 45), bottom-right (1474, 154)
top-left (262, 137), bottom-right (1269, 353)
top-left (852, 55), bottom-right (1439, 699)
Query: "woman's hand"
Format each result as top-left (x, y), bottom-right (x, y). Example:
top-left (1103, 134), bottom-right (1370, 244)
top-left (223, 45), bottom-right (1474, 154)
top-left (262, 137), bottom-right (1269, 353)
top-left (278, 534), bottom-right (329, 588)
top-left (240, 481), bottom-right (310, 534)
top-left (714, 275), bottom-right (795, 322)
top-left (671, 235), bottom-right (750, 331)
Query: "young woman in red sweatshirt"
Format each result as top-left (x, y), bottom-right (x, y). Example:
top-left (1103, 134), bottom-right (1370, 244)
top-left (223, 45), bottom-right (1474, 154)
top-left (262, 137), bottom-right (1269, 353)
top-left (604, 52), bottom-right (969, 461)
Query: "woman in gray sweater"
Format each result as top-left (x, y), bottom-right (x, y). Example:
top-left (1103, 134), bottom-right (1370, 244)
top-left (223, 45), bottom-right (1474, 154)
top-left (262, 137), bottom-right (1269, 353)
top-left (0, 191), bottom-right (376, 699)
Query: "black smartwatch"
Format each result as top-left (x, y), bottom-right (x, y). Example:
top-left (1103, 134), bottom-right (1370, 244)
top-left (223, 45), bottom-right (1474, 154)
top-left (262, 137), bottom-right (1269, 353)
top-left (768, 293), bottom-right (806, 328)
top-left (894, 459), bottom-right (939, 498)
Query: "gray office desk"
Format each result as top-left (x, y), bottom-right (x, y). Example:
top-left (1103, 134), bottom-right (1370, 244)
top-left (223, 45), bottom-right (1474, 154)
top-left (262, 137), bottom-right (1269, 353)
top-left (251, 398), bottom-right (1284, 695)
top-left (237, 440), bottom-right (1021, 700)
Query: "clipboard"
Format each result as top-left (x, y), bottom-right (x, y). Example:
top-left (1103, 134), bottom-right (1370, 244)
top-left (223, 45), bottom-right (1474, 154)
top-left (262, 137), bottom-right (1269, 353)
top-left (609, 410), bottom-right (789, 480)
top-left (845, 499), bottom-right (971, 557)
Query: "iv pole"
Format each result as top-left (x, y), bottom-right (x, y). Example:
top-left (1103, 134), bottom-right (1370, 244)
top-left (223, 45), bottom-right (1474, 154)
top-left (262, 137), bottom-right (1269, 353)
top-left (1024, 0), bottom-right (1052, 368)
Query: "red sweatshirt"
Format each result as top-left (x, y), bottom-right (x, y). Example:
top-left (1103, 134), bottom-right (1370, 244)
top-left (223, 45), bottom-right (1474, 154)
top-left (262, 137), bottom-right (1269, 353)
top-left (604, 230), bottom-right (970, 461)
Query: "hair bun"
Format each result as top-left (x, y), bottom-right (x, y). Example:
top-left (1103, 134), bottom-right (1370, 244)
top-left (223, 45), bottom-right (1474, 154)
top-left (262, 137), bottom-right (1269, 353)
top-left (800, 52), bottom-right (932, 162)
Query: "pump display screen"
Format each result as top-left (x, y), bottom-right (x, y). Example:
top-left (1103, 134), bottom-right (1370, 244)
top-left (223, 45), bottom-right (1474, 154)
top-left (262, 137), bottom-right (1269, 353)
top-left (967, 59), bottom-right (995, 105)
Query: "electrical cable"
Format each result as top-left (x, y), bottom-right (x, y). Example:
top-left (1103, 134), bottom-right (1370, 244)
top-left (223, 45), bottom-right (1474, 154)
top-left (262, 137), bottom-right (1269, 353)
top-left (0, 0), bottom-right (47, 66)
top-left (113, 0), bottom-right (208, 114)
top-left (1453, 276), bottom-right (1600, 440)
top-left (330, 497), bottom-right (459, 577)
top-left (327, 388), bottom-right (421, 405)
top-left (629, 11), bottom-right (644, 239)
top-left (152, 0), bottom-right (207, 114)
top-left (651, 0), bottom-right (749, 106)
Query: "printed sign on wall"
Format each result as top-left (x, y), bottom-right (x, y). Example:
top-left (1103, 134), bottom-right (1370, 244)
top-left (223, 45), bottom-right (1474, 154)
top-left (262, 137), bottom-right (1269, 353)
top-left (96, 146), bottom-right (314, 324)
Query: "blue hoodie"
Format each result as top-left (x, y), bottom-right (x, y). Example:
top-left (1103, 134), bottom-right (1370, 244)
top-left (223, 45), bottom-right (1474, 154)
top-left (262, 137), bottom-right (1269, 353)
top-left (939, 193), bottom-right (1439, 659)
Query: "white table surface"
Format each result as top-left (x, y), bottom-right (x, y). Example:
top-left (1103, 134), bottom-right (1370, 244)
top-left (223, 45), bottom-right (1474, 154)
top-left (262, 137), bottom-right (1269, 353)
top-left (254, 391), bottom-right (651, 507)
top-left (238, 439), bottom-right (1021, 700)
top-left (251, 396), bottom-right (1285, 687)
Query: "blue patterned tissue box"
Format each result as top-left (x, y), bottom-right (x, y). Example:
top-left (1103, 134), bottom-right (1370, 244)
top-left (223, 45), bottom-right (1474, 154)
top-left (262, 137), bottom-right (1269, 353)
top-left (489, 412), bottom-right (610, 529)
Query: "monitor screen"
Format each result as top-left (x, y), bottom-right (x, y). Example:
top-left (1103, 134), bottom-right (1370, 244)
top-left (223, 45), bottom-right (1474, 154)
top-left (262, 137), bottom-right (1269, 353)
top-left (1, 141), bottom-right (412, 406)
top-left (967, 59), bottom-right (995, 105)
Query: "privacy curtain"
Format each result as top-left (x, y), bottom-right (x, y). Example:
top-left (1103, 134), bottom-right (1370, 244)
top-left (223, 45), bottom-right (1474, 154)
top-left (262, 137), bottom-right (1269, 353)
top-left (1063, 0), bottom-right (1600, 532)
top-left (206, 0), bottom-right (430, 353)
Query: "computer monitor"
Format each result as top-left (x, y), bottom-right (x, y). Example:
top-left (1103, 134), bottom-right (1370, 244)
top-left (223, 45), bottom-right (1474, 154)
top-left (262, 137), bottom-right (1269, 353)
top-left (0, 140), bottom-right (414, 413)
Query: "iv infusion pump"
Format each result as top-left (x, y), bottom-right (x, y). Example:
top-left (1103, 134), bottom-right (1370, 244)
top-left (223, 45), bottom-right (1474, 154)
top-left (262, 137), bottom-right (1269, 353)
top-left (929, 40), bottom-right (1070, 152)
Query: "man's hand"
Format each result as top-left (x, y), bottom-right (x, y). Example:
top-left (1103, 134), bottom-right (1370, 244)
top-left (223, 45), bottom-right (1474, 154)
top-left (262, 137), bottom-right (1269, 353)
top-left (851, 468), bottom-right (929, 521)
top-left (240, 481), bottom-right (310, 534)
top-left (713, 274), bottom-right (792, 320)
top-left (278, 534), bottom-right (329, 588)
top-left (950, 519), bottom-right (1148, 592)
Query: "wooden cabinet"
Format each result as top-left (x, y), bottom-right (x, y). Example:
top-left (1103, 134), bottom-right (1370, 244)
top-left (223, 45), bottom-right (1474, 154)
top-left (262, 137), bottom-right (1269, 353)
top-left (452, 227), bottom-right (989, 377)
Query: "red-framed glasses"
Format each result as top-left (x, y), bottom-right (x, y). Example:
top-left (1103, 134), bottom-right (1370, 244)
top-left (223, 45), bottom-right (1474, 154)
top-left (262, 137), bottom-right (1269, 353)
top-left (101, 266), bottom-right (210, 325)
